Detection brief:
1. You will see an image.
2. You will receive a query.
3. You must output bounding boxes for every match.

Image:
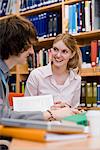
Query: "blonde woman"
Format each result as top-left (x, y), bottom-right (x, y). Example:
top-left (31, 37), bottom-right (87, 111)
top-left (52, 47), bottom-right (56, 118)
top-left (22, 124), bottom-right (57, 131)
top-left (25, 33), bottom-right (82, 109)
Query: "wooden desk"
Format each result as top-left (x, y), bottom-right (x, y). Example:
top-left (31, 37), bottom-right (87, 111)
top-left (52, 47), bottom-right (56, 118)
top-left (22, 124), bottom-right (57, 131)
top-left (9, 137), bottom-right (100, 150)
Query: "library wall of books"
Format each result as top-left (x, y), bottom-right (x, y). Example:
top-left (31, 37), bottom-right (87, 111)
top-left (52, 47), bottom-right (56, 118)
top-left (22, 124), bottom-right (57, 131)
top-left (0, 0), bottom-right (100, 108)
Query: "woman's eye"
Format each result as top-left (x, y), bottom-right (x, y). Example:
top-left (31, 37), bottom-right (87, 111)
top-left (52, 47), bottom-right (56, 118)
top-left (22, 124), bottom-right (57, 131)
top-left (62, 50), bottom-right (67, 54)
top-left (53, 47), bottom-right (58, 52)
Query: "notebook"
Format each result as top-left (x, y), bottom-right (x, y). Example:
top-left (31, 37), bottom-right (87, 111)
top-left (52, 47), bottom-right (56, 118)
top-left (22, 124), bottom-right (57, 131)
top-left (62, 112), bottom-right (88, 126)
top-left (0, 118), bottom-right (85, 134)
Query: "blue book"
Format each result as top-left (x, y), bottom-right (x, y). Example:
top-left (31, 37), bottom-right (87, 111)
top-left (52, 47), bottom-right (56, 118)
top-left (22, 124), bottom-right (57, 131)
top-left (27, 0), bottom-right (33, 10)
top-left (68, 5), bottom-right (72, 33)
top-left (77, 2), bottom-right (81, 33)
top-left (30, 0), bottom-right (37, 9)
top-left (85, 46), bottom-right (91, 64)
top-left (80, 46), bottom-right (91, 64)
top-left (72, 4), bottom-right (77, 33)
top-left (43, 12), bottom-right (48, 38)
top-left (81, 1), bottom-right (85, 32)
top-left (38, 14), bottom-right (42, 37)
top-left (97, 84), bottom-right (100, 101)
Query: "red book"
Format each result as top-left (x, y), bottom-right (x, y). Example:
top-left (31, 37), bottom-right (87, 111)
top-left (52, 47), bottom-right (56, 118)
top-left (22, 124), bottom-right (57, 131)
top-left (91, 40), bottom-right (98, 67)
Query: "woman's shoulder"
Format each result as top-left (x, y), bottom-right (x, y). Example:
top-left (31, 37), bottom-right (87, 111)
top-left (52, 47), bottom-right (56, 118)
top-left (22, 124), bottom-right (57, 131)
top-left (29, 64), bottom-right (51, 78)
top-left (69, 68), bottom-right (81, 81)
top-left (31, 65), bottom-right (48, 73)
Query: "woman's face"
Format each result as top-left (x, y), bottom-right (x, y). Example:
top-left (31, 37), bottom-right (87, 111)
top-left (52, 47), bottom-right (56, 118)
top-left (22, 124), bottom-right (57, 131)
top-left (51, 40), bottom-right (72, 68)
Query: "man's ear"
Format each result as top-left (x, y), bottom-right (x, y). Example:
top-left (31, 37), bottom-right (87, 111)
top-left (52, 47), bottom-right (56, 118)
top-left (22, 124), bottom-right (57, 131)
top-left (70, 51), bottom-right (76, 59)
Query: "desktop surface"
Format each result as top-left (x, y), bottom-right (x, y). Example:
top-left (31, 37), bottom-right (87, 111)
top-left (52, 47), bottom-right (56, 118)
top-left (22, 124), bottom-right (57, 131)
top-left (9, 136), bottom-right (100, 150)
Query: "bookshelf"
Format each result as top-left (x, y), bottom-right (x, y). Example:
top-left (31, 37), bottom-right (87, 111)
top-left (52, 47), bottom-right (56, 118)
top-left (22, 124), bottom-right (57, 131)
top-left (0, 0), bottom-right (100, 95)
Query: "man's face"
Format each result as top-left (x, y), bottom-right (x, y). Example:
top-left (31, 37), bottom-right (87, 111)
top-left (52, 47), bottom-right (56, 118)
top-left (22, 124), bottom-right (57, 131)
top-left (16, 45), bottom-right (34, 64)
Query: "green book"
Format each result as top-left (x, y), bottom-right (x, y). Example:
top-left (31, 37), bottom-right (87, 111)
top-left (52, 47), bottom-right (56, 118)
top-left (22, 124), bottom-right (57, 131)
top-left (63, 112), bottom-right (88, 126)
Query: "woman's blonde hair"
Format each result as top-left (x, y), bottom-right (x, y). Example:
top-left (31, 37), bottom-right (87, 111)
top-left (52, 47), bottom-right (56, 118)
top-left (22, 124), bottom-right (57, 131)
top-left (53, 33), bottom-right (82, 72)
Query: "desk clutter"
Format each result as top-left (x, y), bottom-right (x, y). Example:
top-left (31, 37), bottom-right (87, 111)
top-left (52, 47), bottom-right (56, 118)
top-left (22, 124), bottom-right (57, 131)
top-left (1, 110), bottom-right (100, 144)
top-left (0, 115), bottom-right (88, 142)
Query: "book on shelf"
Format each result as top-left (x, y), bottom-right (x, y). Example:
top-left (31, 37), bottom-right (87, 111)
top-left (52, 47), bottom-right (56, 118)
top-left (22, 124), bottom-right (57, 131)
top-left (85, 1), bottom-right (91, 32)
top-left (91, 40), bottom-right (98, 67)
top-left (92, 0), bottom-right (100, 30)
top-left (80, 81), bottom-right (86, 107)
top-left (97, 84), bottom-right (100, 107)
top-left (80, 45), bottom-right (91, 68)
top-left (0, 0), bottom-right (8, 17)
top-left (64, 4), bottom-right (69, 32)
top-left (97, 40), bottom-right (100, 66)
top-left (86, 82), bottom-right (93, 107)
top-left (27, 11), bottom-right (60, 39)
top-left (92, 82), bottom-right (97, 106)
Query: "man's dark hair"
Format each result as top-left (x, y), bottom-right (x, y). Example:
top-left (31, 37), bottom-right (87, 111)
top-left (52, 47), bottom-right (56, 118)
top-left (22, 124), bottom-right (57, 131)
top-left (0, 15), bottom-right (38, 60)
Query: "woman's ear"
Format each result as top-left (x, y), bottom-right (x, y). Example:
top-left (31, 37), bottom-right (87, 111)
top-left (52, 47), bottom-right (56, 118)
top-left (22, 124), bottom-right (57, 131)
top-left (70, 51), bottom-right (76, 59)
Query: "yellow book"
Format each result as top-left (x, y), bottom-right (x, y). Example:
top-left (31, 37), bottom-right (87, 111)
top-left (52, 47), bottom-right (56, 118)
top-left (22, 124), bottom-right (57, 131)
top-left (0, 125), bottom-right (46, 142)
top-left (0, 125), bottom-right (87, 142)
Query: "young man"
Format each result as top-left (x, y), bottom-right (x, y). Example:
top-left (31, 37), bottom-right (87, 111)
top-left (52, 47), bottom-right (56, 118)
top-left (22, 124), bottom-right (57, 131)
top-left (0, 15), bottom-right (78, 121)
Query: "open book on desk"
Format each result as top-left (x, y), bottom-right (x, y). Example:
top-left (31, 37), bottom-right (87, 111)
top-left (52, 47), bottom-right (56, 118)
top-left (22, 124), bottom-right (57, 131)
top-left (13, 95), bottom-right (54, 112)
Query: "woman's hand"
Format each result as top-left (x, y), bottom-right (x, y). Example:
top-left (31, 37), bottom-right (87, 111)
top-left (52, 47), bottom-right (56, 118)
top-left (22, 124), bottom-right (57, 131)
top-left (50, 101), bottom-right (70, 110)
top-left (43, 106), bottom-right (80, 121)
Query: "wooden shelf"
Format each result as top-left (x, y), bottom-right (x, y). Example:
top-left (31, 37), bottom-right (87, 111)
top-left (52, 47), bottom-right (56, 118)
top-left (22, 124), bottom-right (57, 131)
top-left (20, 2), bottom-right (62, 17)
top-left (81, 67), bottom-right (100, 77)
top-left (73, 29), bottom-right (100, 40)
top-left (17, 64), bottom-right (29, 74)
top-left (0, 2), bottom-right (62, 21)
top-left (10, 64), bottom-right (100, 77)
top-left (37, 30), bottom-right (100, 46)
top-left (78, 106), bottom-right (100, 111)
top-left (38, 37), bottom-right (55, 48)
top-left (10, 66), bottom-right (16, 74)
top-left (10, 64), bottom-right (29, 75)
top-left (64, 0), bottom-right (83, 5)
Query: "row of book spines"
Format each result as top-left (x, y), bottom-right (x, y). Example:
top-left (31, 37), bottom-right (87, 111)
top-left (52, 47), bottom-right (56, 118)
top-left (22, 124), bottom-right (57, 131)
top-left (27, 40), bottom-right (100, 70)
top-left (27, 48), bottom-right (52, 69)
top-left (9, 80), bottom-right (26, 93)
top-left (27, 12), bottom-right (61, 38)
top-left (20, 0), bottom-right (62, 12)
top-left (65, 1), bottom-right (92, 33)
top-left (0, 0), bottom-right (62, 17)
top-left (80, 40), bottom-right (100, 68)
top-left (80, 81), bottom-right (100, 107)
top-left (65, 0), bottom-right (100, 34)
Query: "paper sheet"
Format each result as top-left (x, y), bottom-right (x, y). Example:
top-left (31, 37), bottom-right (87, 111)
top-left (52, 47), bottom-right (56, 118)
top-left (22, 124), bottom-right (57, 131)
top-left (13, 95), bottom-right (54, 112)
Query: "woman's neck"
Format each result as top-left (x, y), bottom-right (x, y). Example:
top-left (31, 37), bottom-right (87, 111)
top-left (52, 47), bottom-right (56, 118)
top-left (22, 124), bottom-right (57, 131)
top-left (52, 64), bottom-right (68, 76)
